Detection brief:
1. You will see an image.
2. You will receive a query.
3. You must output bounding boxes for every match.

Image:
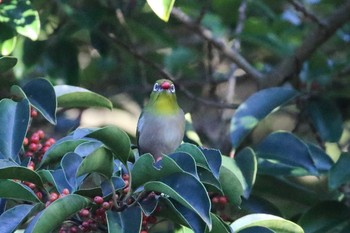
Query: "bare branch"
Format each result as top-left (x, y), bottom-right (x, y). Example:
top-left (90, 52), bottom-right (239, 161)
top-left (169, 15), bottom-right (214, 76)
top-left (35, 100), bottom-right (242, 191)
top-left (287, 0), bottom-right (325, 27)
top-left (104, 31), bottom-right (239, 109)
top-left (171, 7), bottom-right (263, 81)
top-left (263, 0), bottom-right (350, 88)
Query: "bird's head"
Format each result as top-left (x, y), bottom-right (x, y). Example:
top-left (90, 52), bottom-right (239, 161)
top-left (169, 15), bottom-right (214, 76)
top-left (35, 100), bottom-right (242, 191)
top-left (146, 79), bottom-right (180, 115)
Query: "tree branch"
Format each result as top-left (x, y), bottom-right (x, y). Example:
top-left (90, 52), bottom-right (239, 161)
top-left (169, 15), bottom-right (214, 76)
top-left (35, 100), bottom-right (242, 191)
top-left (171, 7), bottom-right (263, 81)
top-left (287, 0), bottom-right (325, 27)
top-left (104, 31), bottom-right (239, 109)
top-left (263, 0), bottom-right (350, 88)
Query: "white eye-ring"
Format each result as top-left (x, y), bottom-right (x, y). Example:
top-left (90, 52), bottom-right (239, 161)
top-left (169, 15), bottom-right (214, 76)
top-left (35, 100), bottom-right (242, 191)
top-left (153, 83), bottom-right (160, 92)
top-left (170, 84), bottom-right (175, 93)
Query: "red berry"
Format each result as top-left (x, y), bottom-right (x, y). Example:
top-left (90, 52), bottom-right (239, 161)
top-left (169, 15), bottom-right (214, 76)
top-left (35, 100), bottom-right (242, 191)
top-left (211, 196), bottom-right (219, 204)
top-left (42, 145), bottom-right (50, 153)
top-left (49, 192), bottom-right (59, 202)
top-left (28, 143), bottom-right (38, 152)
top-left (219, 196), bottom-right (228, 205)
top-left (28, 182), bottom-right (36, 189)
top-left (45, 138), bottom-right (56, 146)
top-left (37, 130), bottom-right (45, 139)
top-left (102, 201), bottom-right (110, 209)
top-left (82, 221), bottom-right (90, 228)
top-left (122, 174), bottom-right (129, 180)
top-left (25, 151), bottom-right (33, 157)
top-left (23, 137), bottom-right (29, 146)
top-left (79, 209), bottom-right (90, 217)
top-left (94, 196), bottom-right (104, 204)
top-left (95, 207), bottom-right (105, 216)
top-left (70, 226), bottom-right (79, 233)
top-left (36, 191), bottom-right (43, 199)
top-left (124, 180), bottom-right (129, 187)
top-left (45, 201), bottom-right (51, 207)
top-left (30, 134), bottom-right (40, 144)
top-left (27, 165), bottom-right (35, 171)
top-left (62, 188), bottom-right (70, 195)
top-left (31, 109), bottom-right (38, 118)
top-left (141, 231), bottom-right (148, 233)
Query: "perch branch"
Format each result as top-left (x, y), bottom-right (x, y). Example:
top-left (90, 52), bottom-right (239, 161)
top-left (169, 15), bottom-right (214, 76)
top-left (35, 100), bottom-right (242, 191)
top-left (171, 7), bottom-right (263, 81)
top-left (105, 32), bottom-right (239, 109)
top-left (287, 0), bottom-right (325, 27)
top-left (263, 0), bottom-right (350, 88)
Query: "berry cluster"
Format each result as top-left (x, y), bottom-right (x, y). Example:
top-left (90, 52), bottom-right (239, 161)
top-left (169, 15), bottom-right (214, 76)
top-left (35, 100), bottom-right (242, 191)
top-left (210, 193), bottom-right (231, 221)
top-left (59, 195), bottom-right (112, 233)
top-left (141, 213), bottom-right (157, 233)
top-left (23, 129), bottom-right (56, 164)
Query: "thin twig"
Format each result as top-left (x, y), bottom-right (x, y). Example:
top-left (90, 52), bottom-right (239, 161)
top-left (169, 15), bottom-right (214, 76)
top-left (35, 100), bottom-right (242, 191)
top-left (171, 7), bottom-right (263, 81)
top-left (104, 31), bottom-right (240, 109)
top-left (264, 0), bottom-right (350, 88)
top-left (287, 0), bottom-right (325, 27)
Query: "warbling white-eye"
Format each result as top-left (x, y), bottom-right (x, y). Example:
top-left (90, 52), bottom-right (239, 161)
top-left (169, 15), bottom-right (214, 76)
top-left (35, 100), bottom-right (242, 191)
top-left (136, 79), bottom-right (185, 160)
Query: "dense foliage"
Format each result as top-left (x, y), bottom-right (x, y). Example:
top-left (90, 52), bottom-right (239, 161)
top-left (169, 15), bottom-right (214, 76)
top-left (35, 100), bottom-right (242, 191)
top-left (1, 0), bottom-right (350, 233)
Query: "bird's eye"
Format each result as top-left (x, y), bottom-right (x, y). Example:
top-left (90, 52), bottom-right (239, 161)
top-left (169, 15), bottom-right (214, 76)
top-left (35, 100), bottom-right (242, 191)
top-left (170, 84), bottom-right (176, 93)
top-left (153, 83), bottom-right (160, 92)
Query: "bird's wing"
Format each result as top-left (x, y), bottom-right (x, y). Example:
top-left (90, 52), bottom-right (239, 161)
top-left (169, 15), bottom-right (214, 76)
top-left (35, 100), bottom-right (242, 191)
top-left (136, 111), bottom-right (145, 149)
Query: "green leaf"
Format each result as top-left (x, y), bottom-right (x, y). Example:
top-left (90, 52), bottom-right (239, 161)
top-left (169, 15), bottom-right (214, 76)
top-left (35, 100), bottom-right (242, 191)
top-left (29, 194), bottom-right (92, 233)
top-left (0, 56), bottom-right (17, 72)
top-left (0, 98), bottom-right (30, 160)
top-left (219, 166), bottom-right (243, 207)
top-left (231, 213), bottom-right (304, 233)
top-left (0, 179), bottom-right (41, 202)
top-left (206, 213), bottom-right (232, 233)
top-left (329, 152), bottom-right (350, 190)
top-left (298, 201), bottom-right (350, 233)
top-left (147, 0), bottom-right (175, 22)
top-left (131, 154), bottom-right (183, 190)
top-left (0, 163), bottom-right (43, 187)
top-left (76, 147), bottom-right (114, 178)
top-left (22, 78), bottom-right (57, 124)
top-left (0, 23), bottom-right (17, 55)
top-left (54, 85), bottom-right (113, 109)
top-left (145, 173), bottom-right (212, 229)
top-left (0, 0), bottom-right (40, 40)
top-left (230, 87), bottom-right (298, 148)
top-left (234, 148), bottom-right (257, 198)
top-left (86, 126), bottom-right (131, 164)
top-left (176, 143), bottom-right (211, 170)
top-left (255, 132), bottom-right (318, 175)
top-left (106, 206), bottom-right (142, 233)
top-left (39, 139), bottom-right (87, 167)
top-left (0, 204), bottom-right (37, 233)
top-left (306, 97), bottom-right (343, 142)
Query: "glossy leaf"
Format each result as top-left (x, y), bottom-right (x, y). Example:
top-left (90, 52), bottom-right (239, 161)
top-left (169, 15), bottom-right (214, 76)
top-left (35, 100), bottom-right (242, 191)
top-left (219, 166), bottom-right (243, 206)
top-left (61, 152), bottom-right (83, 190)
top-left (106, 206), bottom-right (142, 233)
top-left (147, 0), bottom-right (175, 22)
top-left (101, 176), bottom-right (126, 197)
top-left (51, 169), bottom-right (72, 193)
top-left (74, 141), bottom-right (103, 157)
top-left (200, 148), bottom-right (222, 179)
top-left (54, 85), bottom-right (113, 109)
top-left (241, 195), bottom-right (282, 216)
top-left (39, 139), bottom-right (87, 167)
top-left (0, 179), bottom-right (40, 203)
top-left (86, 126), bottom-right (131, 164)
top-left (298, 201), bottom-right (350, 233)
top-left (197, 167), bottom-right (222, 193)
top-left (76, 147), bottom-right (114, 178)
top-left (0, 24), bottom-right (17, 56)
top-left (234, 148), bottom-right (257, 198)
top-left (176, 143), bottom-right (211, 170)
top-left (255, 132), bottom-right (318, 175)
top-left (329, 152), bottom-right (350, 190)
top-left (306, 97), bottom-right (343, 142)
top-left (29, 194), bottom-right (92, 233)
top-left (144, 173), bottom-right (212, 228)
top-left (0, 56), bottom-right (17, 72)
top-left (0, 98), bottom-right (29, 160)
top-left (169, 152), bottom-right (198, 178)
top-left (161, 197), bottom-right (207, 233)
top-left (0, 0), bottom-right (40, 40)
top-left (231, 213), bottom-right (304, 233)
top-left (0, 204), bottom-right (36, 233)
top-left (206, 213), bottom-right (232, 233)
top-left (307, 143), bottom-right (333, 172)
top-left (238, 226), bottom-right (275, 233)
top-left (22, 78), bottom-right (57, 124)
top-left (0, 164), bottom-right (43, 187)
top-left (230, 87), bottom-right (298, 148)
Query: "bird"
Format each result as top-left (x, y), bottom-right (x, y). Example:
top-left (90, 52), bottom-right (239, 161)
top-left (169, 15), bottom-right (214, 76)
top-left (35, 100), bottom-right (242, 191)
top-left (136, 79), bottom-right (185, 161)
